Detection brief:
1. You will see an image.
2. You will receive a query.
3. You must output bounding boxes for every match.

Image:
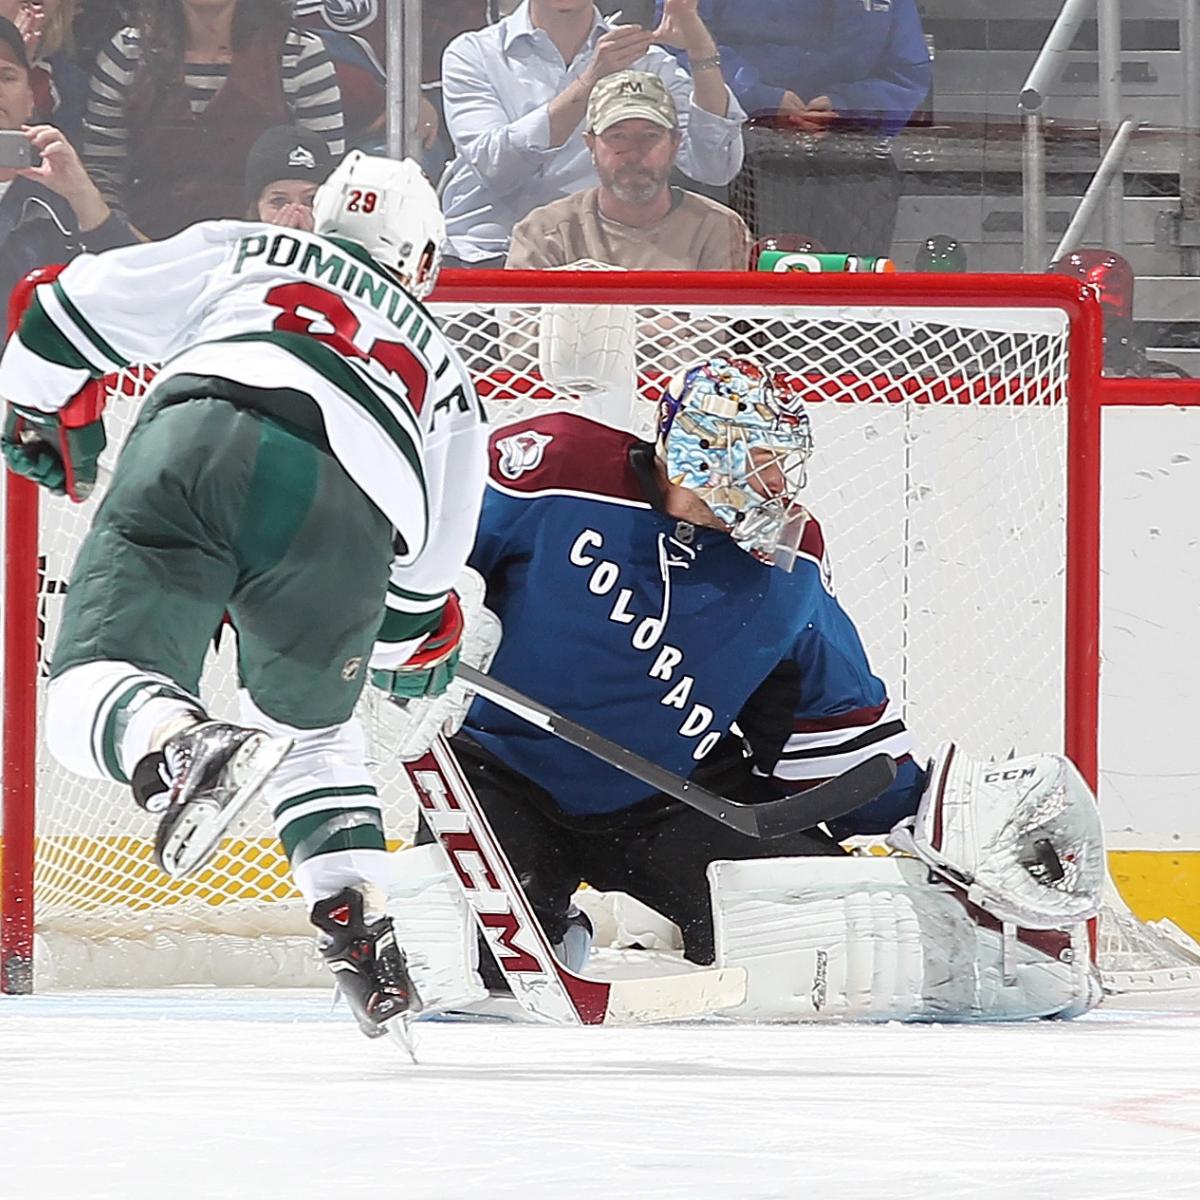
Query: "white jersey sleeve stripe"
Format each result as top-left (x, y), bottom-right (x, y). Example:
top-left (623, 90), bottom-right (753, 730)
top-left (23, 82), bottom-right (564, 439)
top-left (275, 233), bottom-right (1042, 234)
top-left (764, 729), bottom-right (915, 782)
top-left (32, 283), bottom-right (126, 374)
top-left (385, 588), bottom-right (448, 615)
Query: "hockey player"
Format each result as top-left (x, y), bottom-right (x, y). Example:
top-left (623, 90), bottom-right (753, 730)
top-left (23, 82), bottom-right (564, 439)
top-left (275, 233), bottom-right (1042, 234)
top-left (411, 357), bottom-right (921, 968)
top-left (402, 356), bottom-right (1106, 1022)
top-left (0, 151), bottom-right (489, 1039)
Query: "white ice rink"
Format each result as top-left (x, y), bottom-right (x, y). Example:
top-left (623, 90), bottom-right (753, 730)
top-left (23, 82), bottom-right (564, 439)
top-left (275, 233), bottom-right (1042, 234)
top-left (2, 989), bottom-right (1198, 1200)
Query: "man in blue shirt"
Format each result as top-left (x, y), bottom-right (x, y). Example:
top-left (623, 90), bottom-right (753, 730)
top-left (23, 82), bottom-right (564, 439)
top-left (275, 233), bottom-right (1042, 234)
top-left (668, 0), bottom-right (931, 133)
top-left (656, 0), bottom-right (933, 256)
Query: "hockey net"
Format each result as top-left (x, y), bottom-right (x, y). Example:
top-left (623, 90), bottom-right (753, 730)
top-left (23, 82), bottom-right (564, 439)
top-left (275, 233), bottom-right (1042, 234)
top-left (2, 269), bottom-right (1195, 995)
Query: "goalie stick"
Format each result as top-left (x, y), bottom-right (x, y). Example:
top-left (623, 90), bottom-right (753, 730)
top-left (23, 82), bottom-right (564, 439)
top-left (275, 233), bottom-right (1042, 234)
top-left (402, 734), bottom-right (747, 1025)
top-left (456, 664), bottom-right (898, 838)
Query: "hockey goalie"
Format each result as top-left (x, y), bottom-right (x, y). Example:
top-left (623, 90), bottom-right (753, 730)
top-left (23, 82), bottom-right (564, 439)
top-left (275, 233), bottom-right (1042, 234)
top-left (387, 355), bottom-right (1107, 1024)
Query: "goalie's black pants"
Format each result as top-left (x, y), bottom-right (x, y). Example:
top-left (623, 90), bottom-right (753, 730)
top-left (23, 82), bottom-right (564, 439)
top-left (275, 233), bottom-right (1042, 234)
top-left (437, 733), bottom-right (846, 967)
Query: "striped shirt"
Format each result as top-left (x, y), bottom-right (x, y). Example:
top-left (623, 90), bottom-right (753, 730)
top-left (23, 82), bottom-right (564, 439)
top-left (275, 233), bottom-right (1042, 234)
top-left (83, 26), bottom-right (345, 215)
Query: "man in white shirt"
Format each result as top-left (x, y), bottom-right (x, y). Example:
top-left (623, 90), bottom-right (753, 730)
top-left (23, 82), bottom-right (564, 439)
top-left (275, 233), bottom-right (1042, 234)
top-left (439, 0), bottom-right (744, 266)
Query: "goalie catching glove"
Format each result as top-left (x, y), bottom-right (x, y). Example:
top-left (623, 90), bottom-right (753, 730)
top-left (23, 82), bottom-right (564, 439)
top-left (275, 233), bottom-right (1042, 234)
top-left (888, 742), bottom-right (1106, 929)
top-left (372, 590), bottom-right (465, 700)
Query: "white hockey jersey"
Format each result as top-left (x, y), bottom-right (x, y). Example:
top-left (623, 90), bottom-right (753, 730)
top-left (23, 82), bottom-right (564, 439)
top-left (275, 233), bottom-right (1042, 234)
top-left (0, 220), bottom-right (489, 668)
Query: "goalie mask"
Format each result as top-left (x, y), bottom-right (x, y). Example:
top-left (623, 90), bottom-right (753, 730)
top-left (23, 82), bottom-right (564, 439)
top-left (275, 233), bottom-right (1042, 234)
top-left (656, 357), bottom-right (813, 569)
top-left (312, 151), bottom-right (445, 299)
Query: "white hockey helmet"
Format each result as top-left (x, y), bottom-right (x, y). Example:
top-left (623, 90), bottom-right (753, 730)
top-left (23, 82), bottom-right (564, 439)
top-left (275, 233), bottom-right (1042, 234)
top-left (312, 151), bottom-right (446, 299)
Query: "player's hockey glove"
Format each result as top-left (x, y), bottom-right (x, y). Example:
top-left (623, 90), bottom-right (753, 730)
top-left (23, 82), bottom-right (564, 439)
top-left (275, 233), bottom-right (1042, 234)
top-left (2, 384), bottom-right (106, 502)
top-left (372, 591), bottom-right (464, 700)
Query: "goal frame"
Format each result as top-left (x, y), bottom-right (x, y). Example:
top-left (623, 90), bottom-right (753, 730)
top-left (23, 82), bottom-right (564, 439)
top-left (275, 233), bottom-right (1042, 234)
top-left (0, 269), bottom-right (1105, 993)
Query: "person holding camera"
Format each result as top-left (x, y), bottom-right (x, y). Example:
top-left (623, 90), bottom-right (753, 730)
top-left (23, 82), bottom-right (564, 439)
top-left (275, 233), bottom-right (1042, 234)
top-left (0, 17), bottom-right (134, 312)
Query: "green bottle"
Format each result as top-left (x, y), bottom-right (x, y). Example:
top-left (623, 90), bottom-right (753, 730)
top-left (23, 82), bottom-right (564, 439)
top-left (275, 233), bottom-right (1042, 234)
top-left (755, 250), bottom-right (896, 274)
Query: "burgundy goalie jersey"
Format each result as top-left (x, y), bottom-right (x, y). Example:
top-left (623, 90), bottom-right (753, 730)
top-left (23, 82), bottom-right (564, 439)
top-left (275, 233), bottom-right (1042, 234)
top-left (464, 412), bottom-right (925, 833)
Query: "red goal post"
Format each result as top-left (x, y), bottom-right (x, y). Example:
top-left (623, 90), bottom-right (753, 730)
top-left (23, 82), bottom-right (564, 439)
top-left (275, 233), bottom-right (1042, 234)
top-left (1, 269), bottom-right (1104, 993)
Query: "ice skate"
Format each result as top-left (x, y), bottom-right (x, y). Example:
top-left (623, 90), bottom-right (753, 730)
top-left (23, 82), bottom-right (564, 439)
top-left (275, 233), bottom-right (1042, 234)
top-left (312, 887), bottom-right (424, 1056)
top-left (151, 721), bottom-right (293, 879)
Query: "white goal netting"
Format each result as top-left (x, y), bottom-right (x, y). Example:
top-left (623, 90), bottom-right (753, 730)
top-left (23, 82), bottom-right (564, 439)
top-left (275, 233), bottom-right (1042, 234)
top-left (7, 274), bottom-right (1194, 994)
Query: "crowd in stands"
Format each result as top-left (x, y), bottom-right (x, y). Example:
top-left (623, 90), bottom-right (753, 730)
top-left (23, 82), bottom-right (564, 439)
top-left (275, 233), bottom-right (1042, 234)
top-left (0, 0), bottom-right (934, 313)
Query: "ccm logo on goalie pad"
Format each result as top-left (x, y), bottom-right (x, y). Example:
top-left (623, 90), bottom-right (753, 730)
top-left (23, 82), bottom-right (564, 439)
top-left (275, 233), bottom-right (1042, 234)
top-left (410, 764), bottom-right (543, 974)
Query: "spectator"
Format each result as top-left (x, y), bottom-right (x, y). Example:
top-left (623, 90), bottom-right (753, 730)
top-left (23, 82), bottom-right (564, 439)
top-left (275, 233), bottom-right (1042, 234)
top-left (506, 69), bottom-right (749, 271)
top-left (0, 0), bottom-right (88, 136)
top-left (82, 0), bottom-right (345, 240)
top-left (0, 18), bottom-right (135, 309)
top-left (670, 0), bottom-right (930, 132)
top-left (662, 0), bottom-right (932, 255)
top-left (439, 0), bottom-right (745, 268)
top-left (242, 122), bottom-right (332, 227)
top-left (73, 0), bottom-right (138, 66)
top-left (418, 0), bottom-right (488, 179)
top-left (291, 2), bottom-right (487, 170)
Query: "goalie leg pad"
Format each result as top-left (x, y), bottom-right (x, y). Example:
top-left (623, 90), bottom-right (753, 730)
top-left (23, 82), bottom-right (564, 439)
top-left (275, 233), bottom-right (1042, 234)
top-left (711, 856), bottom-right (973, 1021)
top-left (891, 742), bottom-right (1106, 929)
top-left (710, 855), bottom-right (1101, 1022)
top-left (387, 842), bottom-right (488, 1013)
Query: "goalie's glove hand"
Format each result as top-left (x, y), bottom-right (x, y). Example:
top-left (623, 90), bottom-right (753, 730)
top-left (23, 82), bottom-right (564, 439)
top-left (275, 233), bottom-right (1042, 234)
top-left (2, 400), bottom-right (105, 501)
top-left (372, 592), bottom-right (464, 700)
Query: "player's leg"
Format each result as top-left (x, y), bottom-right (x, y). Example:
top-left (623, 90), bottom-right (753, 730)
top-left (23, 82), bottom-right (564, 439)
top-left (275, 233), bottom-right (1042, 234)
top-left (228, 412), bottom-right (395, 889)
top-left (45, 400), bottom-right (294, 875)
top-left (225, 418), bottom-right (416, 1035)
top-left (612, 801), bottom-right (846, 965)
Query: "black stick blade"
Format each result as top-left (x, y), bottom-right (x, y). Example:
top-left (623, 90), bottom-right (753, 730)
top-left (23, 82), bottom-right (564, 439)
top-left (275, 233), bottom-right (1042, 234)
top-left (750, 754), bottom-right (899, 840)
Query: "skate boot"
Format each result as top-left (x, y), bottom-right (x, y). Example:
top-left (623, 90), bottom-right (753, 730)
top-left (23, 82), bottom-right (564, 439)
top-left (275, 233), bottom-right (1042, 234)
top-left (312, 887), bottom-right (424, 1041)
top-left (554, 904), bottom-right (595, 974)
top-left (139, 721), bottom-right (293, 879)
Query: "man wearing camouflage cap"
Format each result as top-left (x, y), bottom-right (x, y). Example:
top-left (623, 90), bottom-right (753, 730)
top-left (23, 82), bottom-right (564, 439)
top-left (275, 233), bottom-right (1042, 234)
top-left (507, 68), bottom-right (750, 271)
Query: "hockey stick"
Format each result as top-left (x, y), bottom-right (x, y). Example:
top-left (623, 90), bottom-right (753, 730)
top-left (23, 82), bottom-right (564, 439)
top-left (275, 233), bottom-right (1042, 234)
top-left (402, 735), bottom-right (747, 1025)
top-left (457, 664), bottom-right (897, 839)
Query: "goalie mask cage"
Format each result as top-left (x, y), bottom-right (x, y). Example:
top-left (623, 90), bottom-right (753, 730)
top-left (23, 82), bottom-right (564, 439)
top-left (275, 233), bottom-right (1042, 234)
top-left (0, 267), bottom-right (1172, 995)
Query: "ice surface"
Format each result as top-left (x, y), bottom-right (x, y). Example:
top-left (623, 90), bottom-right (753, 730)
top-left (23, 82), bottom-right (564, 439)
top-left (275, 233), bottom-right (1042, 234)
top-left (2, 990), bottom-right (1199, 1200)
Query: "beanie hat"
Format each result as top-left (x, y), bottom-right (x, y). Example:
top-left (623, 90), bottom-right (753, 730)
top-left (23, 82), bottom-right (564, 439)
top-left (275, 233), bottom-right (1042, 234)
top-left (0, 17), bottom-right (30, 72)
top-left (244, 126), bottom-right (335, 208)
